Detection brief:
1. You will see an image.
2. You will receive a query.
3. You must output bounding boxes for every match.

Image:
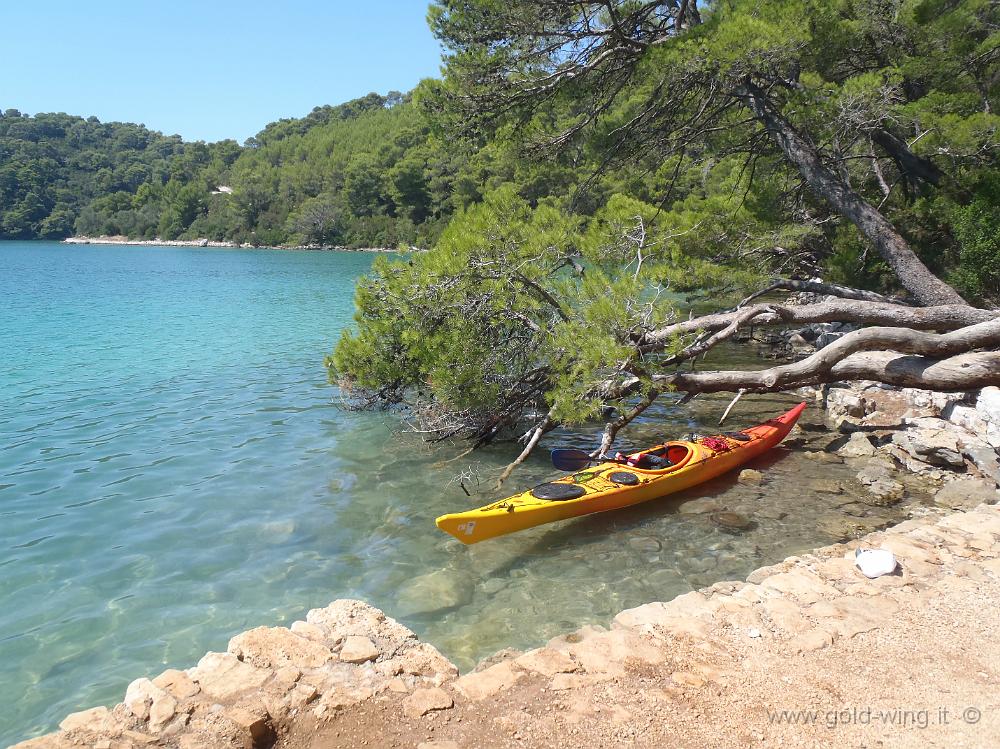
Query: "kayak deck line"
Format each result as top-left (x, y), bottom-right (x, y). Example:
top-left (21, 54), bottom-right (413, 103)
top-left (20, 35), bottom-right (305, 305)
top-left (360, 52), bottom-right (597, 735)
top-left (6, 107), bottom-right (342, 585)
top-left (436, 402), bottom-right (807, 544)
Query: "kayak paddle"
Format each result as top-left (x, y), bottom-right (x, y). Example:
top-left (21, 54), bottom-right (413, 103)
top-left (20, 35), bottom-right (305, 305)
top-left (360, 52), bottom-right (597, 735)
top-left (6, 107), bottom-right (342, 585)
top-left (550, 448), bottom-right (595, 471)
top-left (550, 448), bottom-right (628, 471)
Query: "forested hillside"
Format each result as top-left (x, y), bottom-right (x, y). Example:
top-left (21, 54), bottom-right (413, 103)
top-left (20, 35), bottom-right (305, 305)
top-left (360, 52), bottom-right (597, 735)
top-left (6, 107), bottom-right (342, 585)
top-left (1, 94), bottom-right (467, 248)
top-left (0, 89), bottom-right (649, 249)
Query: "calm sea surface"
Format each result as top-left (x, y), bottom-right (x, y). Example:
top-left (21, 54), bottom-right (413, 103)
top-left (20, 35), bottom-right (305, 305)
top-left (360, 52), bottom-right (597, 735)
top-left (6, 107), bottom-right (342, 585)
top-left (0, 241), bottom-right (926, 745)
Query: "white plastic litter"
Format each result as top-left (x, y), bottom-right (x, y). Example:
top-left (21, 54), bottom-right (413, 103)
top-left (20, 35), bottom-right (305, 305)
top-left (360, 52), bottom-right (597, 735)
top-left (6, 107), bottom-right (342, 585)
top-left (855, 547), bottom-right (898, 578)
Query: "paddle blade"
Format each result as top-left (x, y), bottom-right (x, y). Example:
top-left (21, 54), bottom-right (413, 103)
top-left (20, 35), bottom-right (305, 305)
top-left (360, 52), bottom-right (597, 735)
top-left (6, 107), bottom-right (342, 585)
top-left (550, 448), bottom-right (594, 471)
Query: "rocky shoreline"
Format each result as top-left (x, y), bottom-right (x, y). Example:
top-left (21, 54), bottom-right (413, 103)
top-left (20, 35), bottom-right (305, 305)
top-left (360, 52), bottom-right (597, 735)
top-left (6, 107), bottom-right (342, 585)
top-left (15, 500), bottom-right (999, 749)
top-left (62, 236), bottom-right (408, 252)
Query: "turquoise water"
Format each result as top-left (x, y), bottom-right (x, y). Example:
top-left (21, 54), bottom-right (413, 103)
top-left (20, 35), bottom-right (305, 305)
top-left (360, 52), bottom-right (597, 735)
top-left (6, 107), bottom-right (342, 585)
top-left (1, 241), bottom-right (920, 746)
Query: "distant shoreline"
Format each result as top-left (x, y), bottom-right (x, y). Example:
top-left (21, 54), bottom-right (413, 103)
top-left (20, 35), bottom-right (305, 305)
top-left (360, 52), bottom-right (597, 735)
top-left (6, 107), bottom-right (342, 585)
top-left (61, 236), bottom-right (408, 252)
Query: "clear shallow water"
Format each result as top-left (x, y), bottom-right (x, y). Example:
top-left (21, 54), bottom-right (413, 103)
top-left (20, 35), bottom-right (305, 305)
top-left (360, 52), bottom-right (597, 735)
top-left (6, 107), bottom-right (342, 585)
top-left (0, 242), bottom-right (926, 745)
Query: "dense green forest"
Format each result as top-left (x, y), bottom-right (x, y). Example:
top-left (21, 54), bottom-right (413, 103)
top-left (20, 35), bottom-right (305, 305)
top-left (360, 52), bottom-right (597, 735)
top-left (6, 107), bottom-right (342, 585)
top-left (1, 89), bottom-right (634, 249)
top-left (1, 94), bottom-right (458, 247)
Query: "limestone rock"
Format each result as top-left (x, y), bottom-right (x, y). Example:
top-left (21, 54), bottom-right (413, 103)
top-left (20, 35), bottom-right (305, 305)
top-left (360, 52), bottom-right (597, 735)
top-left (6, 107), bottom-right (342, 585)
top-left (892, 428), bottom-right (964, 467)
top-left (305, 599), bottom-right (416, 659)
top-left (392, 641), bottom-right (459, 682)
top-left (339, 635), bottom-right (380, 664)
top-left (124, 678), bottom-right (177, 729)
top-left (152, 669), bottom-right (200, 700)
top-left (289, 620), bottom-right (326, 642)
top-left (514, 648), bottom-right (578, 676)
top-left (838, 432), bottom-right (876, 458)
top-left (865, 479), bottom-right (905, 505)
top-left (402, 687), bottom-right (453, 718)
top-left (228, 626), bottom-right (333, 670)
top-left (974, 386), bottom-right (1000, 448)
top-left (760, 570), bottom-right (839, 604)
top-left (453, 661), bottom-right (524, 700)
top-left (934, 478), bottom-right (999, 510)
top-left (763, 598), bottom-right (811, 635)
top-left (738, 469), bottom-right (763, 485)
top-left (58, 706), bottom-right (110, 733)
top-left (190, 652), bottom-right (272, 701)
top-left (225, 706), bottom-right (274, 747)
top-left (564, 629), bottom-right (666, 676)
top-left (962, 443), bottom-right (1000, 485)
top-left (817, 513), bottom-right (892, 540)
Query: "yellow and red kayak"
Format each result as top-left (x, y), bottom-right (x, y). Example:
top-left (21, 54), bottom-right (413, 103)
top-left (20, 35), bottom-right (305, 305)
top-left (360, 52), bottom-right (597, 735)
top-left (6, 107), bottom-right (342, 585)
top-left (436, 402), bottom-right (806, 544)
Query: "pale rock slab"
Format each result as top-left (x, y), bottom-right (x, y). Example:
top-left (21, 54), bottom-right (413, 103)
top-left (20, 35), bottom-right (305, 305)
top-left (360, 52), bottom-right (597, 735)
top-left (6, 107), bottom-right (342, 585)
top-left (58, 706), bottom-right (110, 732)
top-left (514, 648), bottom-right (578, 676)
top-left (453, 661), bottom-right (524, 700)
top-left (838, 432), bottom-right (876, 458)
top-left (224, 706), bottom-right (273, 747)
top-left (306, 599), bottom-right (416, 658)
top-left (152, 669), bottom-right (200, 700)
top-left (124, 677), bottom-right (177, 729)
top-left (402, 687), bottom-right (453, 718)
top-left (339, 635), bottom-right (380, 664)
top-left (763, 597), bottom-right (811, 635)
top-left (565, 629), bottom-right (665, 677)
top-left (289, 620), bottom-right (326, 642)
top-left (391, 641), bottom-right (459, 682)
top-left (892, 427), bottom-right (964, 467)
top-left (787, 628), bottom-right (835, 654)
top-left (228, 626), bottom-right (333, 670)
top-left (760, 570), bottom-right (839, 604)
top-left (190, 652), bottom-right (272, 701)
top-left (934, 479), bottom-right (999, 510)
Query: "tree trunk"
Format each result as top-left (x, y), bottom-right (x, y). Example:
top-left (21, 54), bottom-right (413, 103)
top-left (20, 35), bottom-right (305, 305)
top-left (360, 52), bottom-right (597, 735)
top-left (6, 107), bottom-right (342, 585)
top-left (737, 81), bottom-right (967, 307)
top-left (871, 129), bottom-right (944, 188)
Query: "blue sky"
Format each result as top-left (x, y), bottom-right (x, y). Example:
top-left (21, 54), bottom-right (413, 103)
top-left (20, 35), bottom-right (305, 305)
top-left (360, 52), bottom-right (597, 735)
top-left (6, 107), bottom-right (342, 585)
top-left (2, 1), bottom-right (444, 143)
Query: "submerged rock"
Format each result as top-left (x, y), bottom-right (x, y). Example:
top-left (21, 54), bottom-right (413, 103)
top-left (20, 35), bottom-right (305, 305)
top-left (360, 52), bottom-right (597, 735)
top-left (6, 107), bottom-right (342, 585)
top-left (397, 569), bottom-right (474, 615)
top-left (856, 460), bottom-right (905, 505)
top-left (710, 512), bottom-right (753, 531)
top-left (738, 469), bottom-right (764, 485)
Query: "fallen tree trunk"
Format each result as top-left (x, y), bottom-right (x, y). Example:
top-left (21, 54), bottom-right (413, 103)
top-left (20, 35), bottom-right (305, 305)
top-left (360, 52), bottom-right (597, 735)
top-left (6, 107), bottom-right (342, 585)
top-left (641, 301), bottom-right (997, 352)
top-left (648, 317), bottom-right (1000, 394)
top-left (649, 350), bottom-right (1000, 393)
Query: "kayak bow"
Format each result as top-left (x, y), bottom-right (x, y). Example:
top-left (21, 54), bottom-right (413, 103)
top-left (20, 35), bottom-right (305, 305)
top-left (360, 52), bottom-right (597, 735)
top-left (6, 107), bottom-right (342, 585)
top-left (435, 402), bottom-right (806, 544)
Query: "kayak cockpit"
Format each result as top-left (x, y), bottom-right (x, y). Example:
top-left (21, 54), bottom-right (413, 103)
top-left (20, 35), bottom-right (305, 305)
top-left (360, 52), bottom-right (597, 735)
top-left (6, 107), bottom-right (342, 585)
top-left (629, 442), bottom-right (694, 472)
